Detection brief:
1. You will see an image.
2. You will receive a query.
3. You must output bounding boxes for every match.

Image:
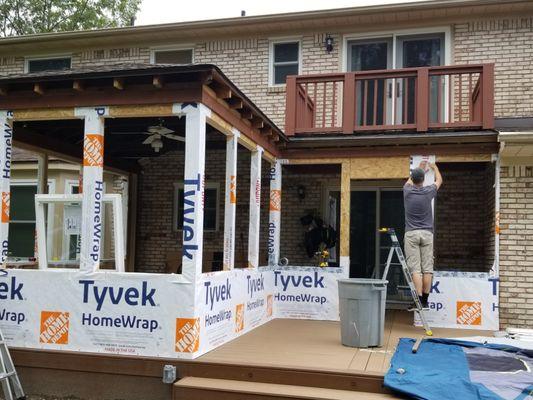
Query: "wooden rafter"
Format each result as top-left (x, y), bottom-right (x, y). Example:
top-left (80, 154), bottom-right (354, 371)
top-left (33, 83), bottom-right (45, 95)
top-left (152, 76), bottom-right (164, 89)
top-left (241, 109), bottom-right (254, 120)
top-left (251, 118), bottom-right (264, 129)
top-left (113, 78), bottom-right (124, 90)
top-left (228, 98), bottom-right (244, 110)
top-left (210, 81), bottom-right (232, 99)
top-left (73, 80), bottom-right (84, 92)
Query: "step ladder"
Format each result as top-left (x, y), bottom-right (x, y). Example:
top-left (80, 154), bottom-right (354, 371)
top-left (0, 327), bottom-right (25, 400)
top-left (379, 228), bottom-right (433, 336)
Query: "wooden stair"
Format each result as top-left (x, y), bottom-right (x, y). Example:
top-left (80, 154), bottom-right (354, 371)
top-left (173, 377), bottom-right (399, 400)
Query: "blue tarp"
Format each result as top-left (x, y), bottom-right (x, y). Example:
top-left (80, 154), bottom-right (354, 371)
top-left (384, 338), bottom-right (533, 400)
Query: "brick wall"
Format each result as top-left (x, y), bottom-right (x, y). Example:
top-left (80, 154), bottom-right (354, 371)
top-left (454, 17), bottom-right (533, 118)
top-left (434, 163), bottom-right (494, 272)
top-left (498, 165), bottom-right (533, 328)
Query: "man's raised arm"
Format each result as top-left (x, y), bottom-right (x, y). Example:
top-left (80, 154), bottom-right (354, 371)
top-left (430, 163), bottom-right (443, 189)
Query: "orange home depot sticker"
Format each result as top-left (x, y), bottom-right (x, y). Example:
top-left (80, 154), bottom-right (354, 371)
top-left (266, 294), bottom-right (273, 317)
top-left (39, 311), bottom-right (70, 345)
top-left (269, 190), bottom-right (281, 211)
top-left (230, 175), bottom-right (236, 204)
top-left (456, 301), bottom-right (482, 326)
top-left (235, 303), bottom-right (244, 333)
top-left (83, 134), bottom-right (104, 167)
top-left (175, 318), bottom-right (200, 353)
top-left (1, 192), bottom-right (9, 223)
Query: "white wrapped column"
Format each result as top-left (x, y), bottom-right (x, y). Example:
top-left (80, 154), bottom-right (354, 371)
top-left (223, 130), bottom-right (239, 270)
top-left (248, 147), bottom-right (263, 268)
top-left (267, 160), bottom-right (282, 266)
top-left (76, 107), bottom-right (108, 273)
top-left (173, 103), bottom-right (208, 282)
top-left (0, 110), bottom-right (13, 265)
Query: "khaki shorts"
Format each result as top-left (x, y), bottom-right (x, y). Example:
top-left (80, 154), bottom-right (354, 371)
top-left (404, 230), bottom-right (434, 274)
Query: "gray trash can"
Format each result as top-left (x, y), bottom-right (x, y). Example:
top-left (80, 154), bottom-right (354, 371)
top-left (338, 278), bottom-right (388, 348)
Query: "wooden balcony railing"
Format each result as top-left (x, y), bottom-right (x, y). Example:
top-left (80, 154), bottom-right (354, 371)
top-left (285, 64), bottom-right (494, 135)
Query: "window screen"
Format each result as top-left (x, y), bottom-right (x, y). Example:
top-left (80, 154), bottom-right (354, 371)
top-left (176, 187), bottom-right (218, 231)
top-left (154, 49), bottom-right (193, 64)
top-left (27, 57), bottom-right (71, 73)
top-left (272, 42), bottom-right (299, 85)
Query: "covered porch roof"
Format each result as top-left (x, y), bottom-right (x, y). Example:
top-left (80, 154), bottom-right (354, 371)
top-left (0, 63), bottom-right (286, 171)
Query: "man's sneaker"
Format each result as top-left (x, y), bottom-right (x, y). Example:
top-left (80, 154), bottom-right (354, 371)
top-left (407, 302), bottom-right (430, 312)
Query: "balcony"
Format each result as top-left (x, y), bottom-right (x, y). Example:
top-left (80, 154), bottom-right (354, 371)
top-left (285, 64), bottom-right (494, 136)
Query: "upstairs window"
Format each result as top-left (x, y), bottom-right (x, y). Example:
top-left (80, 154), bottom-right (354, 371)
top-left (270, 41), bottom-right (300, 85)
top-left (152, 49), bottom-right (193, 64)
top-left (26, 56), bottom-right (71, 73)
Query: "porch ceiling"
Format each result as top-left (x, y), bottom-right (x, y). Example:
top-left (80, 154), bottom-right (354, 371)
top-left (0, 63), bottom-right (286, 160)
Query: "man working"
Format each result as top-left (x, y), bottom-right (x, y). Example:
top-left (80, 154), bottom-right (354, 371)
top-left (403, 162), bottom-right (442, 309)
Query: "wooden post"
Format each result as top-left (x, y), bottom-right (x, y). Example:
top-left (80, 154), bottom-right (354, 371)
top-left (75, 106), bottom-right (107, 273)
top-left (267, 160), bottom-right (282, 266)
top-left (339, 161), bottom-right (350, 276)
top-left (248, 146), bottom-right (263, 269)
top-left (343, 73), bottom-right (356, 134)
top-left (126, 173), bottom-right (138, 272)
top-left (0, 110), bottom-right (13, 266)
top-left (223, 129), bottom-right (239, 270)
top-left (416, 67), bottom-right (429, 132)
top-left (173, 103), bottom-right (208, 282)
top-left (36, 153), bottom-right (49, 261)
top-left (285, 76), bottom-right (297, 135)
top-left (482, 64), bottom-right (495, 129)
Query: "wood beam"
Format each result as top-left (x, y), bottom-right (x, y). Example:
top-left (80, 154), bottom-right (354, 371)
top-left (152, 75), bottom-right (164, 89)
top-left (73, 80), bottom-right (84, 92)
top-left (210, 81), bottom-right (232, 99)
top-left (113, 78), bottom-right (124, 90)
top-left (34, 83), bottom-right (45, 95)
top-left (251, 118), bottom-right (264, 129)
top-left (228, 98), bottom-right (244, 110)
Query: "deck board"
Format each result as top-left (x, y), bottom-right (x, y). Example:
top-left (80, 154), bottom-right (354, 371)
top-left (199, 310), bottom-right (493, 376)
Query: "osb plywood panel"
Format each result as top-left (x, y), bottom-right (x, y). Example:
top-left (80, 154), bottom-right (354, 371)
top-left (14, 107), bottom-right (75, 120)
top-left (437, 154), bottom-right (492, 162)
top-left (340, 161), bottom-right (351, 257)
top-left (350, 157), bottom-right (409, 180)
top-left (109, 104), bottom-right (174, 117)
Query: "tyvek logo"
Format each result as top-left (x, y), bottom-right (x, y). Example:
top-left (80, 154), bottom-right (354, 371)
top-left (204, 279), bottom-right (232, 311)
top-left (0, 276), bottom-right (23, 300)
top-left (2, 120), bottom-right (12, 180)
top-left (182, 173), bottom-right (202, 260)
top-left (247, 275), bottom-right (264, 299)
top-left (83, 134), bottom-right (104, 167)
top-left (79, 280), bottom-right (156, 311)
top-left (1, 192), bottom-right (9, 223)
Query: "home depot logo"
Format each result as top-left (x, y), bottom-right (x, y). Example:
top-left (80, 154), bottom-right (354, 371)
top-left (175, 318), bottom-right (200, 353)
top-left (83, 134), bottom-right (104, 167)
top-left (39, 311), bottom-right (70, 344)
top-left (269, 190), bottom-right (281, 211)
top-left (235, 303), bottom-right (244, 333)
top-left (266, 294), bottom-right (273, 317)
top-left (1, 192), bottom-right (9, 223)
top-left (230, 175), bottom-right (236, 204)
top-left (456, 301), bottom-right (482, 326)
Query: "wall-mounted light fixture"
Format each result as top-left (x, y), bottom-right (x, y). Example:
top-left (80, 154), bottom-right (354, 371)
top-left (325, 34), bottom-right (334, 53)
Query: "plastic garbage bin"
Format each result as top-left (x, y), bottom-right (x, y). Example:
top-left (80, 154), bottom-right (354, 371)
top-left (338, 278), bottom-right (388, 348)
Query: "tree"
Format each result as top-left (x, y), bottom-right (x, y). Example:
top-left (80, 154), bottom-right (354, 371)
top-left (0, 0), bottom-right (142, 37)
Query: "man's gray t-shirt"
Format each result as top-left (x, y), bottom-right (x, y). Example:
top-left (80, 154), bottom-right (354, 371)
top-left (403, 183), bottom-right (438, 232)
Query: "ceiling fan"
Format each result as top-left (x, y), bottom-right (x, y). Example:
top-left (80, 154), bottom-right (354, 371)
top-left (110, 121), bottom-right (184, 153)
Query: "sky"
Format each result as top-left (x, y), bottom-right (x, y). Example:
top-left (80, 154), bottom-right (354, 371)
top-left (136, 0), bottom-right (426, 26)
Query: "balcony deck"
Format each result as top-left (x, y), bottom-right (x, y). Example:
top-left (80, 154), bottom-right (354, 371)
top-left (285, 64), bottom-right (494, 136)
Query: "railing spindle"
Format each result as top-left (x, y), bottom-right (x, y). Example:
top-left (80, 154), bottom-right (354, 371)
top-left (468, 73), bottom-right (473, 121)
top-left (437, 75), bottom-right (442, 124)
top-left (322, 82), bottom-right (327, 128)
top-left (332, 81), bottom-right (337, 127)
top-left (373, 79), bottom-right (378, 126)
top-left (363, 80), bottom-right (368, 127)
top-left (448, 74), bottom-right (452, 123)
top-left (458, 73), bottom-right (463, 122)
top-left (403, 78), bottom-right (408, 125)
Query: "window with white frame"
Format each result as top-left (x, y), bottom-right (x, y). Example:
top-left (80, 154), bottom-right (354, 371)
top-left (26, 56), bottom-right (71, 73)
top-left (152, 48), bottom-right (193, 64)
top-left (63, 180), bottom-right (81, 261)
top-left (270, 40), bottom-right (300, 85)
top-left (174, 183), bottom-right (219, 231)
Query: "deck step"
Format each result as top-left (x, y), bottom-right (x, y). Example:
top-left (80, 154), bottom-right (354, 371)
top-left (173, 377), bottom-right (398, 400)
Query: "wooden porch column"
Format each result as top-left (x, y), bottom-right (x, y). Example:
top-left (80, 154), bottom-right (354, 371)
top-left (75, 107), bottom-right (107, 273)
top-left (0, 110), bottom-right (13, 266)
top-left (267, 160), bottom-right (282, 266)
top-left (223, 129), bottom-right (239, 270)
top-left (248, 146), bottom-right (263, 269)
top-left (339, 161), bottom-right (350, 275)
top-left (173, 103), bottom-right (208, 282)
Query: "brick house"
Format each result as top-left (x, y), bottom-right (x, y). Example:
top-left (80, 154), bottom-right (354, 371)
top-left (0, 0), bottom-right (532, 331)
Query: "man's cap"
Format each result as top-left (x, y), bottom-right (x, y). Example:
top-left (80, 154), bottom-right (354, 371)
top-left (411, 167), bottom-right (426, 183)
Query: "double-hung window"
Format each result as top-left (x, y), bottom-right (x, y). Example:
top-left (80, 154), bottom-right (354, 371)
top-left (270, 41), bottom-right (300, 85)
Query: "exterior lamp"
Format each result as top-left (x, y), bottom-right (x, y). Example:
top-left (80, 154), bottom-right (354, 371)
top-left (325, 34), bottom-right (334, 53)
